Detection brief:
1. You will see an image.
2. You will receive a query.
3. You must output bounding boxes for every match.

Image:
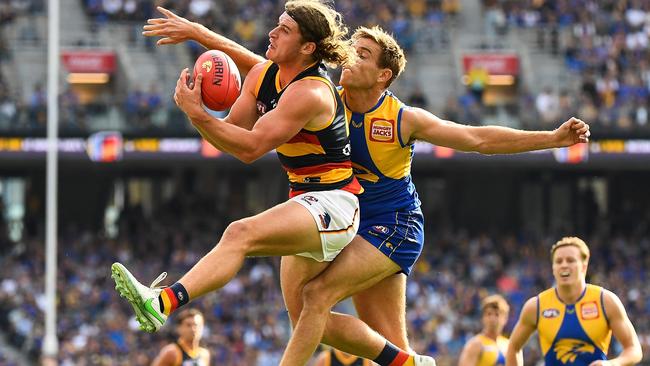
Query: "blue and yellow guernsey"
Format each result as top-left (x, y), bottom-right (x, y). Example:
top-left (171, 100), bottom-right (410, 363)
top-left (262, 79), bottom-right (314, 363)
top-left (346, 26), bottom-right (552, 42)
top-left (341, 90), bottom-right (420, 216)
top-left (537, 284), bottom-right (612, 366)
top-left (476, 335), bottom-right (508, 366)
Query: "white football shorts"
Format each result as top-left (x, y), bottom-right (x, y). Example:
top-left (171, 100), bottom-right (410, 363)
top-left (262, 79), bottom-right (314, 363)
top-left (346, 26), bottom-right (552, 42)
top-left (291, 189), bottom-right (360, 262)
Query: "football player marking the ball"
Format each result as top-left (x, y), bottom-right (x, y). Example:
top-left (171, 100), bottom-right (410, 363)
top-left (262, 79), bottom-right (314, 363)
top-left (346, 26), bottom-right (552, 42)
top-left (143, 6), bottom-right (591, 366)
top-left (506, 237), bottom-right (642, 366)
top-left (113, 0), bottom-right (366, 355)
top-left (114, 2), bottom-right (434, 366)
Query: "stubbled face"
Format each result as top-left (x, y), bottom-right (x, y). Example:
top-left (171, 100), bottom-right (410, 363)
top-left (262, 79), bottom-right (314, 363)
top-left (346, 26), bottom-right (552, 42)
top-left (340, 37), bottom-right (388, 90)
top-left (266, 12), bottom-right (307, 64)
top-left (552, 246), bottom-right (587, 287)
top-left (482, 307), bottom-right (508, 335)
top-left (178, 314), bottom-right (204, 343)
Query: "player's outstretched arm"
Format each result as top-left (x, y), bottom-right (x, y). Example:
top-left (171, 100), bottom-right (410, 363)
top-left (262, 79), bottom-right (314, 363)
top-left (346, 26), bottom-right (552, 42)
top-left (143, 6), bottom-right (265, 75)
top-left (458, 336), bottom-right (481, 366)
top-left (175, 67), bottom-right (329, 163)
top-left (589, 290), bottom-right (642, 366)
top-left (402, 107), bottom-right (590, 154)
top-left (506, 298), bottom-right (537, 366)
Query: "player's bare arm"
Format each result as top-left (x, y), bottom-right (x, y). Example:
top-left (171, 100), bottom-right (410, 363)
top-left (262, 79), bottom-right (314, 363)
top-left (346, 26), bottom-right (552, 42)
top-left (143, 6), bottom-right (265, 75)
top-left (458, 336), bottom-right (482, 366)
top-left (175, 68), bottom-right (332, 163)
top-left (401, 107), bottom-right (590, 154)
top-left (506, 297), bottom-right (538, 366)
top-left (151, 344), bottom-right (180, 366)
top-left (589, 290), bottom-right (642, 366)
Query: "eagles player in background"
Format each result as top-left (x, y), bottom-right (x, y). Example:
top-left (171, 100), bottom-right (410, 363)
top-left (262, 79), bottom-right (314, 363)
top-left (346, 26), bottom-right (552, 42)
top-left (458, 294), bottom-right (520, 366)
top-left (506, 237), bottom-right (642, 366)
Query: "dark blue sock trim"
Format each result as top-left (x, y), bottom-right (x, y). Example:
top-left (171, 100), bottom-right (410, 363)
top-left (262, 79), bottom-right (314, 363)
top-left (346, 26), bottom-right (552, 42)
top-left (170, 282), bottom-right (189, 307)
top-left (373, 341), bottom-right (400, 365)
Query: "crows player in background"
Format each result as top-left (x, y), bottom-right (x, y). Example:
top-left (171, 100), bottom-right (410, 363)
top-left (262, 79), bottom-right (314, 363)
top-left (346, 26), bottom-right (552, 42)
top-left (152, 309), bottom-right (209, 366)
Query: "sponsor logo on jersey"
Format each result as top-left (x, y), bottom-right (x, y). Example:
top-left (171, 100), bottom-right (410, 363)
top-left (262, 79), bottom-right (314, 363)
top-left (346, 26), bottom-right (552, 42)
top-left (369, 118), bottom-right (395, 143)
top-left (580, 301), bottom-right (599, 320)
top-left (553, 338), bottom-right (595, 364)
top-left (256, 101), bottom-right (267, 116)
top-left (542, 308), bottom-right (560, 318)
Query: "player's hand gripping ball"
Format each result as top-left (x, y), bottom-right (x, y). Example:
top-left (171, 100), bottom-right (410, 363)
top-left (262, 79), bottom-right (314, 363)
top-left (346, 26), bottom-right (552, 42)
top-left (192, 50), bottom-right (241, 111)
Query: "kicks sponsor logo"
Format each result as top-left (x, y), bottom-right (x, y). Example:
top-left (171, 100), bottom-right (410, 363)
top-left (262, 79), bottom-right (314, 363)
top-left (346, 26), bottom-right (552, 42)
top-left (144, 298), bottom-right (165, 324)
top-left (542, 308), bottom-right (560, 318)
top-left (177, 292), bottom-right (184, 301)
top-left (369, 118), bottom-right (395, 143)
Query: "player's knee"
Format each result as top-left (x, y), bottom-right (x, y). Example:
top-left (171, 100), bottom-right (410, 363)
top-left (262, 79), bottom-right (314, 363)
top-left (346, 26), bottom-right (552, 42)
top-left (302, 279), bottom-right (337, 311)
top-left (220, 219), bottom-right (254, 252)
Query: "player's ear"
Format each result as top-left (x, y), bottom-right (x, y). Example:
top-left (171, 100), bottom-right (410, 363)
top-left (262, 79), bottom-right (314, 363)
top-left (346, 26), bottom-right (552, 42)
top-left (301, 42), bottom-right (316, 56)
top-left (377, 68), bottom-right (392, 84)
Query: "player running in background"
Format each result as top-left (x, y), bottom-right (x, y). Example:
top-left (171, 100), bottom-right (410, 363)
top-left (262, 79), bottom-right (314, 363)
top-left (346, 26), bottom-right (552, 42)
top-left (458, 294), bottom-right (520, 366)
top-left (143, 6), bottom-right (590, 365)
top-left (506, 237), bottom-right (642, 366)
top-left (152, 309), bottom-right (209, 366)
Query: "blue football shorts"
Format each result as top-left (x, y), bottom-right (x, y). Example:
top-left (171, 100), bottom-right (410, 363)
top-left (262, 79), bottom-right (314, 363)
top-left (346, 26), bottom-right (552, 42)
top-left (357, 208), bottom-right (424, 275)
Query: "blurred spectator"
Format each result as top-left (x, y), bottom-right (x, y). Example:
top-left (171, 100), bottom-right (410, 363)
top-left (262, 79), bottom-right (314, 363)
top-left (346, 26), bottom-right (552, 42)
top-left (28, 83), bottom-right (46, 129)
top-left (59, 87), bottom-right (86, 131)
top-left (408, 85), bottom-right (429, 109)
top-left (535, 86), bottom-right (559, 125)
top-left (466, 66), bottom-right (489, 106)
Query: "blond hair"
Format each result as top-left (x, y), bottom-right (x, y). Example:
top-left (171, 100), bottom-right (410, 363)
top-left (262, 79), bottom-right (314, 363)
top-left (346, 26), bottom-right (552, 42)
top-left (352, 26), bottom-right (407, 87)
top-left (481, 294), bottom-right (509, 315)
top-left (285, 0), bottom-right (353, 67)
top-left (550, 236), bottom-right (590, 262)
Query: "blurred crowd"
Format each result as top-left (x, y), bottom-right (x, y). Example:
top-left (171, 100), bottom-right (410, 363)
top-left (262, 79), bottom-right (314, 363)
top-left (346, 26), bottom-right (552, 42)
top-left (82, 0), bottom-right (458, 55)
top-left (472, 0), bottom-right (650, 133)
top-left (1, 187), bottom-right (650, 366)
top-left (1, 0), bottom-right (649, 134)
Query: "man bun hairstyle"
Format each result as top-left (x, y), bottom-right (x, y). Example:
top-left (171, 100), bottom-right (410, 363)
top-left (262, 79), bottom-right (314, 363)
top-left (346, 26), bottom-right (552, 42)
top-left (285, 0), bottom-right (353, 67)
